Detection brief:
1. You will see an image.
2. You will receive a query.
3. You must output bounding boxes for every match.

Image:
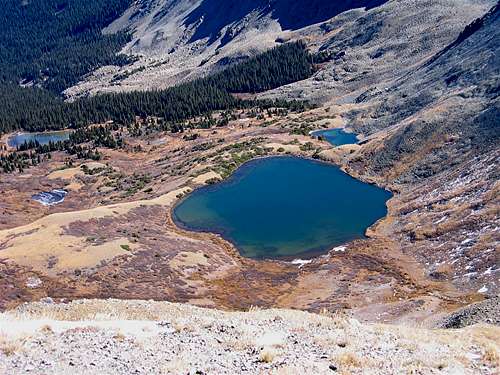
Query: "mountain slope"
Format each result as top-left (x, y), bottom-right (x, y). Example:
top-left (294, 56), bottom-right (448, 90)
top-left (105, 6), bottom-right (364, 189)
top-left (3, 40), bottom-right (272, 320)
top-left (1, 299), bottom-right (498, 374)
top-left (0, 0), bottom-right (498, 335)
top-left (0, 0), bottom-right (133, 94)
top-left (65, 0), bottom-right (390, 97)
top-left (337, 2), bottom-right (500, 181)
top-left (287, 2), bottom-right (499, 296)
top-left (65, 0), bottom-right (494, 101)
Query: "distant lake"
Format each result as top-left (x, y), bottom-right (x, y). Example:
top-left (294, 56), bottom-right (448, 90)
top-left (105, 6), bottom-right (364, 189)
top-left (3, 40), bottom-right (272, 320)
top-left (8, 130), bottom-right (71, 148)
top-left (173, 156), bottom-right (392, 259)
top-left (311, 128), bottom-right (358, 146)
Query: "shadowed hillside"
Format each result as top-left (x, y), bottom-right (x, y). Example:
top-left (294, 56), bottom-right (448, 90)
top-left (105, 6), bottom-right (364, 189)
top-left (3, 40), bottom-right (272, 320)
top-left (184, 0), bottom-right (387, 45)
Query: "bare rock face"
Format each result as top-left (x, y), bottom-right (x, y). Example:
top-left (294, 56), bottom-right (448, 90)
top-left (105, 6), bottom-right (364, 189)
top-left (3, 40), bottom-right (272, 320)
top-left (65, 0), bottom-right (389, 98)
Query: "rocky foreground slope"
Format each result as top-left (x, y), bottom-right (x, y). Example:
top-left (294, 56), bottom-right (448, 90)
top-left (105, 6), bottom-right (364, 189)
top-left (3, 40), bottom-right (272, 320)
top-left (0, 299), bottom-right (499, 374)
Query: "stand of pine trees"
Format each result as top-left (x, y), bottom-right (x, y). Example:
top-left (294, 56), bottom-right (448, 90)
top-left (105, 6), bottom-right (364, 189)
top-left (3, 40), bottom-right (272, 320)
top-left (0, 42), bottom-right (315, 135)
top-left (0, 0), bottom-right (319, 174)
top-left (0, 125), bottom-right (119, 173)
top-left (206, 41), bottom-right (314, 93)
top-left (0, 0), bottom-right (133, 94)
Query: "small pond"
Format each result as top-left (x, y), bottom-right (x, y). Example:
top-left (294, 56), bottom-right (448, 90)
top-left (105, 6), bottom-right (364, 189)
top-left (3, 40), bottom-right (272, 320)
top-left (8, 130), bottom-right (71, 148)
top-left (32, 189), bottom-right (68, 206)
top-left (173, 156), bottom-right (391, 259)
top-left (311, 128), bottom-right (358, 146)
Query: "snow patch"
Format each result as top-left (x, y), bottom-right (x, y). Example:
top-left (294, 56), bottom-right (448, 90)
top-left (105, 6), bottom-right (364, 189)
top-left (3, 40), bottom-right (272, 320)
top-left (434, 216), bottom-right (447, 225)
top-left (26, 277), bottom-right (42, 289)
top-left (291, 259), bottom-right (312, 268)
top-left (332, 246), bottom-right (347, 252)
top-left (32, 189), bottom-right (68, 206)
top-left (483, 267), bottom-right (496, 275)
top-left (477, 285), bottom-right (488, 294)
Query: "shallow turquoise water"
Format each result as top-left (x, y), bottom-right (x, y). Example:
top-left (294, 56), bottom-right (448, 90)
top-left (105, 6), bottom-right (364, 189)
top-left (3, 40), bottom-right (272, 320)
top-left (8, 131), bottom-right (71, 148)
top-left (173, 157), bottom-right (392, 259)
top-left (311, 128), bottom-right (358, 146)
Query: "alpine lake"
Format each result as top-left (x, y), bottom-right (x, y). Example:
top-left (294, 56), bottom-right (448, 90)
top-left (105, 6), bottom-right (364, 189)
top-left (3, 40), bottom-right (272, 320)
top-left (173, 129), bottom-right (392, 259)
top-left (8, 130), bottom-right (71, 148)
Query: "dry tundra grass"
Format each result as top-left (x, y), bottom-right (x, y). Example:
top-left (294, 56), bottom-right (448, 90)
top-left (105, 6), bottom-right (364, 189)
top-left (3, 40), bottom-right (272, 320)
top-left (0, 299), bottom-right (498, 374)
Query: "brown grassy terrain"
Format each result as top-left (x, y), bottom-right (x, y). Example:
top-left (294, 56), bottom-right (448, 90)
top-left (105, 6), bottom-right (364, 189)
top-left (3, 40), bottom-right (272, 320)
top-left (0, 107), bottom-right (493, 325)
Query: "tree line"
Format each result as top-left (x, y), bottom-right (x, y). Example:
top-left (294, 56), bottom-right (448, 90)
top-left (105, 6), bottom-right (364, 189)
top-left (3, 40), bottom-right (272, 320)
top-left (205, 41), bottom-right (315, 93)
top-left (1, 125), bottom-right (120, 173)
top-left (0, 42), bottom-right (315, 134)
top-left (0, 0), bottom-right (133, 94)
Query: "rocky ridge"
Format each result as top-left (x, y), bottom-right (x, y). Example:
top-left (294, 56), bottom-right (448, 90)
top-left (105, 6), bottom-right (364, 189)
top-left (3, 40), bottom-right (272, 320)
top-left (437, 297), bottom-right (500, 328)
top-left (0, 299), bottom-right (499, 374)
top-left (65, 0), bottom-right (492, 98)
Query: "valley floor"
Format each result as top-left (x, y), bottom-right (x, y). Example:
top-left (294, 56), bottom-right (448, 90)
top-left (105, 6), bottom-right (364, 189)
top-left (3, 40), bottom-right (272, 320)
top-left (0, 106), bottom-right (496, 326)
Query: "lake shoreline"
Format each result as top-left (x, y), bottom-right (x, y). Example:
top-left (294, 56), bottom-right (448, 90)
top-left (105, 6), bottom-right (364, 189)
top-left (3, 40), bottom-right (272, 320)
top-left (0, 106), bottom-right (475, 325)
top-left (171, 155), bottom-right (392, 260)
top-left (6, 129), bottom-right (73, 148)
top-left (309, 127), bottom-right (360, 144)
top-left (0, 132), bottom-right (14, 151)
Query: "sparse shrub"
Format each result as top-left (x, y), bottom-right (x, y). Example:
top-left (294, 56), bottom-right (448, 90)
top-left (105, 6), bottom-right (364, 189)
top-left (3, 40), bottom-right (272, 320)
top-left (205, 177), bottom-right (220, 185)
top-left (0, 341), bottom-right (19, 356)
top-left (40, 324), bottom-right (53, 334)
top-left (259, 347), bottom-right (277, 363)
top-left (300, 142), bottom-right (315, 152)
top-left (483, 343), bottom-right (500, 367)
top-left (335, 352), bottom-right (361, 368)
top-left (172, 321), bottom-right (194, 333)
top-left (113, 332), bottom-right (126, 342)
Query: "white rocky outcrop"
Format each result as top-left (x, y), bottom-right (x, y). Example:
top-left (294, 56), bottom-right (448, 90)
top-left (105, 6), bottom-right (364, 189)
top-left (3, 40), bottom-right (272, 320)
top-left (1, 299), bottom-right (498, 374)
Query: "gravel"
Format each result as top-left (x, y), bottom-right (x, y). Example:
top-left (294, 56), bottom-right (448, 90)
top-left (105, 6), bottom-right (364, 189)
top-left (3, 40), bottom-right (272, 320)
top-left (0, 299), bottom-right (498, 374)
top-left (437, 297), bottom-right (500, 329)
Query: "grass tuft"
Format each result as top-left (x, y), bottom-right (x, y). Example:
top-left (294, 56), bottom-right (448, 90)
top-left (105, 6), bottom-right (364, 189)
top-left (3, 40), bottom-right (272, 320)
top-left (259, 347), bottom-right (277, 363)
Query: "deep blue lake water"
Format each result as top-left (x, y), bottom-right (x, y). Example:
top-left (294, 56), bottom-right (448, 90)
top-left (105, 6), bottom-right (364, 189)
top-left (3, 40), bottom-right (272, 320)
top-left (173, 156), bottom-right (392, 259)
top-left (8, 131), bottom-right (71, 148)
top-left (311, 128), bottom-right (358, 146)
